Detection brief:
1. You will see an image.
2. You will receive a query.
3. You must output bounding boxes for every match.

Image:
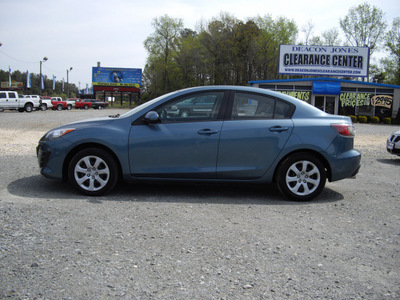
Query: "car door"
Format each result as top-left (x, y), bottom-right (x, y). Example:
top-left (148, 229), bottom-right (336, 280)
top-left (5, 92), bottom-right (18, 109)
top-left (217, 92), bottom-right (294, 179)
top-left (129, 91), bottom-right (227, 178)
top-left (0, 92), bottom-right (7, 108)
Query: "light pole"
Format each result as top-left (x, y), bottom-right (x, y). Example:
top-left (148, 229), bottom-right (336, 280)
top-left (66, 67), bottom-right (73, 98)
top-left (40, 57), bottom-right (48, 95)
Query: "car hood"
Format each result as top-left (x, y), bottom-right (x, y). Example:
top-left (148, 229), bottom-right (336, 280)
top-left (59, 117), bottom-right (114, 129)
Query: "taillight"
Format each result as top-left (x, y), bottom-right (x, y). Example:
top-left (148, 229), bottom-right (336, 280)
top-left (331, 124), bottom-right (355, 137)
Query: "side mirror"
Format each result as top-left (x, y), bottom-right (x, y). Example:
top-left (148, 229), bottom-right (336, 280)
top-left (144, 111), bottom-right (160, 124)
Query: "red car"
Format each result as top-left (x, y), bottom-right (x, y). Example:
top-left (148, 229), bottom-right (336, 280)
top-left (51, 97), bottom-right (67, 111)
top-left (75, 99), bottom-right (92, 110)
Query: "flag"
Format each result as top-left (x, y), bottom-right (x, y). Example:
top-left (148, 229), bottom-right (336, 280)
top-left (41, 74), bottom-right (44, 90)
top-left (62, 78), bottom-right (65, 91)
top-left (8, 66), bottom-right (11, 87)
top-left (52, 75), bottom-right (56, 90)
top-left (27, 71), bottom-right (31, 88)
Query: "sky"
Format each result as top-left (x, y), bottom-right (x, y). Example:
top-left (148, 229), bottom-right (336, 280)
top-left (1, 0), bottom-right (399, 89)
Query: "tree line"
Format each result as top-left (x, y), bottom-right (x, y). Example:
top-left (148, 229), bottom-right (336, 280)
top-left (142, 3), bottom-right (400, 100)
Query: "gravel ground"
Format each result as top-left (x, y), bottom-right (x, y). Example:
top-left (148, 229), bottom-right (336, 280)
top-left (0, 109), bottom-right (399, 299)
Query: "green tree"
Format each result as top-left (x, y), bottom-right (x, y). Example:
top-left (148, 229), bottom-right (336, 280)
top-left (253, 15), bottom-right (297, 80)
top-left (339, 2), bottom-right (387, 55)
top-left (143, 15), bottom-right (184, 97)
top-left (385, 17), bottom-right (400, 85)
top-left (321, 28), bottom-right (342, 46)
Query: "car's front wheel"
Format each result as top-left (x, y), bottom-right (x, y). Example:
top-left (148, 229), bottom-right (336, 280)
top-left (68, 148), bottom-right (119, 196)
top-left (277, 153), bottom-right (326, 201)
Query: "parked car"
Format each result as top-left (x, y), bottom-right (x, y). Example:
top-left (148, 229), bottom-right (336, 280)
top-left (51, 97), bottom-right (67, 111)
top-left (37, 86), bottom-right (361, 200)
top-left (85, 99), bottom-right (108, 109)
top-left (65, 98), bottom-right (77, 110)
top-left (0, 91), bottom-right (40, 112)
top-left (387, 130), bottom-right (400, 156)
top-left (166, 95), bottom-right (215, 117)
top-left (40, 96), bottom-right (53, 110)
top-left (74, 98), bottom-right (92, 110)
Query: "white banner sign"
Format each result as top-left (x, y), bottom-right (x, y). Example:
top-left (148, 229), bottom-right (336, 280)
top-left (278, 45), bottom-right (369, 77)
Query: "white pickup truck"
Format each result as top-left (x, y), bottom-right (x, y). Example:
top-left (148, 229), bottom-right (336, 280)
top-left (0, 91), bottom-right (41, 112)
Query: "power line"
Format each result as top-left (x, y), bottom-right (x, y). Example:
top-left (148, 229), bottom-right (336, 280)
top-left (0, 50), bottom-right (39, 64)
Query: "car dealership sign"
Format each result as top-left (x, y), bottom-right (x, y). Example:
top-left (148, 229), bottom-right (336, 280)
top-left (279, 45), bottom-right (369, 77)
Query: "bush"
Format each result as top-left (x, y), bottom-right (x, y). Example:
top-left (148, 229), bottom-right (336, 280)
top-left (383, 118), bottom-right (392, 124)
top-left (349, 115), bottom-right (358, 123)
top-left (358, 116), bottom-right (368, 123)
top-left (370, 116), bottom-right (380, 123)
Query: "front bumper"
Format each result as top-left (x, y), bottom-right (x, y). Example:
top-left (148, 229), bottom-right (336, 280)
top-left (387, 135), bottom-right (400, 155)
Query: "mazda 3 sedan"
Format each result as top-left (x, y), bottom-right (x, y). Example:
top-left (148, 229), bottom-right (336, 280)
top-left (37, 86), bottom-right (361, 201)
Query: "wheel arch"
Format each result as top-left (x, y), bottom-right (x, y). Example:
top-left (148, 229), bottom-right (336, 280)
top-left (62, 143), bottom-right (123, 181)
top-left (273, 149), bottom-right (332, 183)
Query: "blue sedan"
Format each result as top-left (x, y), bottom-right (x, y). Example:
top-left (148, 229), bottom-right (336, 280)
top-left (37, 86), bottom-right (361, 201)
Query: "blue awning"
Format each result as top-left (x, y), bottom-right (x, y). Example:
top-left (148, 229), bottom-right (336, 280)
top-left (312, 81), bottom-right (341, 95)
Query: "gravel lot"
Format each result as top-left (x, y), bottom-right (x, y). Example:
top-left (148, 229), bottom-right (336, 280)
top-left (0, 109), bottom-right (399, 299)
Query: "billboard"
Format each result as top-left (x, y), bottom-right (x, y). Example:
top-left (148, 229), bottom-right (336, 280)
top-left (278, 45), bottom-right (369, 77)
top-left (92, 67), bottom-right (142, 88)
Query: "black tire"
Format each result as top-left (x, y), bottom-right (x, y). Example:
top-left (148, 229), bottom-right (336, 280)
top-left (40, 104), bottom-right (47, 111)
top-left (67, 104), bottom-right (72, 110)
top-left (84, 105), bottom-right (89, 110)
top-left (25, 103), bottom-right (33, 113)
top-left (277, 153), bottom-right (326, 201)
top-left (68, 148), bottom-right (119, 196)
top-left (56, 104), bottom-right (63, 111)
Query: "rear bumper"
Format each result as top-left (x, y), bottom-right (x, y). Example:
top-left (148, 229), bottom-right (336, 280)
top-left (329, 149), bottom-right (361, 182)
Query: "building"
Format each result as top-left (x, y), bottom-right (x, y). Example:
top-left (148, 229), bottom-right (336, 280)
top-left (249, 77), bottom-right (400, 119)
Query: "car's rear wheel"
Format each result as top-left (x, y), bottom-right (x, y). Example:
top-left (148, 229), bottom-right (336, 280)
top-left (56, 104), bottom-right (63, 111)
top-left (277, 153), bottom-right (326, 201)
top-left (40, 104), bottom-right (47, 111)
top-left (67, 104), bottom-right (72, 110)
top-left (68, 148), bottom-right (119, 196)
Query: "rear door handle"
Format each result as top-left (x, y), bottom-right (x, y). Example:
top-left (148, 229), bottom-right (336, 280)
top-left (269, 126), bottom-right (289, 132)
top-left (198, 129), bottom-right (219, 135)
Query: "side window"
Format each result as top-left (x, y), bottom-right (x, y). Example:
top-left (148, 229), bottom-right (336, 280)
top-left (156, 92), bottom-right (224, 122)
top-left (275, 100), bottom-right (292, 119)
top-left (0, 92), bottom-right (6, 99)
top-left (8, 93), bottom-right (17, 99)
top-left (232, 93), bottom-right (293, 120)
top-left (232, 93), bottom-right (275, 119)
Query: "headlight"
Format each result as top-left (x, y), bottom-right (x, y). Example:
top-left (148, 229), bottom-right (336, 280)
top-left (44, 128), bottom-right (76, 140)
